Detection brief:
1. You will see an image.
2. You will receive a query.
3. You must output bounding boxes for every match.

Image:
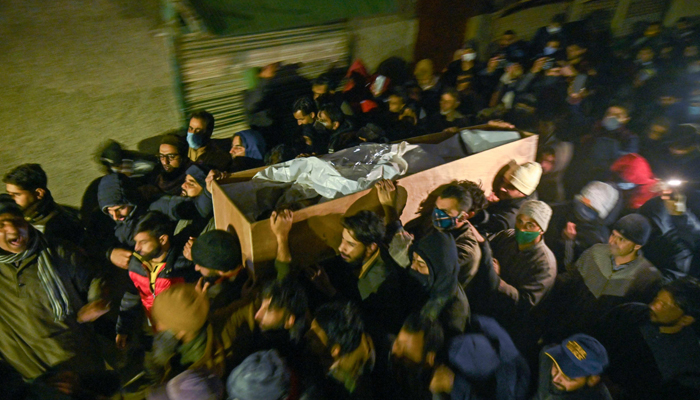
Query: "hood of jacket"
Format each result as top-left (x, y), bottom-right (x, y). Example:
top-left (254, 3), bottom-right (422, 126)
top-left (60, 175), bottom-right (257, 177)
top-left (235, 130), bottom-right (267, 161)
top-left (412, 230), bottom-right (459, 298)
top-left (97, 173), bottom-right (141, 215)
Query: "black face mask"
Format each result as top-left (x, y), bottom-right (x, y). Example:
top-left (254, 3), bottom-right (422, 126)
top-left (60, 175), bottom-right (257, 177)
top-left (409, 268), bottom-right (432, 289)
top-left (389, 355), bottom-right (434, 400)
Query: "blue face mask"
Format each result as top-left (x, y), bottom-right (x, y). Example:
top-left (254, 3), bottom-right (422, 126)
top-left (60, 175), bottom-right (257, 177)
top-left (602, 116), bottom-right (621, 131)
top-left (432, 208), bottom-right (459, 231)
top-left (543, 46), bottom-right (557, 56)
top-left (187, 132), bottom-right (208, 150)
top-left (573, 199), bottom-right (599, 222)
top-left (689, 106), bottom-right (700, 117)
top-left (617, 182), bottom-right (637, 190)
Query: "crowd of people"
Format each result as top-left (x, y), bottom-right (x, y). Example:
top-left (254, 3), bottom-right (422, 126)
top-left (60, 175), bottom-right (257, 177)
top-left (2, 12), bottom-right (700, 400)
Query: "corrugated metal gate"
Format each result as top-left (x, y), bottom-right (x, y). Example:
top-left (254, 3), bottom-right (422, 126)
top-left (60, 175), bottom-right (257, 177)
top-left (171, 16), bottom-right (350, 138)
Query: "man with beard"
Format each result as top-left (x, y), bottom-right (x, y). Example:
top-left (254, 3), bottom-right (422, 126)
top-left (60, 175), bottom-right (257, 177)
top-left (3, 163), bottom-right (83, 244)
top-left (115, 211), bottom-right (197, 349)
top-left (95, 172), bottom-right (147, 269)
top-left (533, 334), bottom-right (611, 400)
top-left (318, 103), bottom-right (355, 153)
top-left (309, 208), bottom-right (405, 338)
top-left (390, 313), bottom-right (529, 400)
top-left (148, 164), bottom-right (213, 243)
top-left (189, 229), bottom-right (248, 311)
top-left (594, 277), bottom-right (700, 399)
top-left (541, 214), bottom-right (662, 342)
top-left (302, 301), bottom-right (376, 400)
top-left (0, 196), bottom-right (110, 379)
top-left (143, 134), bottom-right (192, 200)
top-left (185, 110), bottom-right (231, 171)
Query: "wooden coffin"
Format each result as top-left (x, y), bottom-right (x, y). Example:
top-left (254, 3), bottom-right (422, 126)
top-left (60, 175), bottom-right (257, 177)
top-left (211, 129), bottom-right (538, 272)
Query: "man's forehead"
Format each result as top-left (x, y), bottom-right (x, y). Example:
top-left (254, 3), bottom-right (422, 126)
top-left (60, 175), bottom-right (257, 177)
top-left (341, 228), bottom-right (357, 242)
top-left (0, 212), bottom-right (23, 222)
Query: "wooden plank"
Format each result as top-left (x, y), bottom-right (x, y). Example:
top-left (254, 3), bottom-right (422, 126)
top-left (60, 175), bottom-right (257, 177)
top-left (211, 133), bottom-right (538, 271)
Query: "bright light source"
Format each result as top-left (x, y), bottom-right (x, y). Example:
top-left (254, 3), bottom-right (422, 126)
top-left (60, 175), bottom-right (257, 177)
top-left (667, 179), bottom-right (682, 187)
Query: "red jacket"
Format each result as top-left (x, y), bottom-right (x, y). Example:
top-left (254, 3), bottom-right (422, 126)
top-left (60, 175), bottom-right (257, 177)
top-left (116, 247), bottom-right (196, 334)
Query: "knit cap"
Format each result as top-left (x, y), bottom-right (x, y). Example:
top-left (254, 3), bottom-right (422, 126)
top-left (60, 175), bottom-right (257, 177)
top-left (186, 164), bottom-right (209, 190)
top-left (517, 200), bottom-right (552, 232)
top-left (191, 230), bottom-right (242, 271)
top-left (508, 161), bottom-right (542, 196)
top-left (574, 181), bottom-right (619, 219)
top-left (151, 284), bottom-right (210, 334)
top-left (226, 350), bottom-right (290, 400)
top-left (147, 369), bottom-right (224, 400)
top-left (612, 214), bottom-right (651, 246)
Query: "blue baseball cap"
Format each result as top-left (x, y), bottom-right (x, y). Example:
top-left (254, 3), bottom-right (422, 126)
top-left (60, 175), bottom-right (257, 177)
top-left (545, 334), bottom-right (609, 378)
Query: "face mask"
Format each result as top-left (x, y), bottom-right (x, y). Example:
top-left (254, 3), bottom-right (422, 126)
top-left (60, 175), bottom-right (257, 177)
top-left (547, 26), bottom-right (561, 34)
top-left (688, 64), bottom-right (700, 74)
top-left (515, 229), bottom-right (541, 245)
top-left (543, 46), bottom-right (557, 56)
top-left (689, 106), bottom-right (700, 117)
top-left (573, 199), bottom-right (599, 222)
top-left (409, 268), bottom-right (431, 288)
top-left (602, 116), bottom-right (621, 131)
top-left (186, 132), bottom-right (207, 150)
top-left (462, 52), bottom-right (476, 62)
top-left (432, 208), bottom-right (459, 230)
top-left (616, 182), bottom-right (637, 190)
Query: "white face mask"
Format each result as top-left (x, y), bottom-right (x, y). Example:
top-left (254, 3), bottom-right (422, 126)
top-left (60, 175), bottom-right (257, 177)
top-left (547, 26), bottom-right (561, 34)
top-left (462, 52), bottom-right (476, 62)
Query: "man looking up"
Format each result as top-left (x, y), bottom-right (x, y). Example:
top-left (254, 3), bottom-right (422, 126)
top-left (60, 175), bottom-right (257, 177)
top-left (3, 163), bottom-right (83, 244)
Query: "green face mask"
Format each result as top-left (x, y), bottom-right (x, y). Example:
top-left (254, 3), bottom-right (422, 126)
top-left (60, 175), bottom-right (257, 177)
top-left (515, 229), bottom-right (541, 245)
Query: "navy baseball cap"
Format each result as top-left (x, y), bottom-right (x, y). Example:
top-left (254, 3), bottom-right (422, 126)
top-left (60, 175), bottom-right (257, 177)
top-left (545, 334), bottom-right (609, 378)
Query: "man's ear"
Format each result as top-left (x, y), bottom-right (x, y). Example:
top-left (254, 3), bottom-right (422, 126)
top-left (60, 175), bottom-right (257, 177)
top-left (332, 121), bottom-right (340, 131)
top-left (331, 344), bottom-right (341, 359)
top-left (35, 188), bottom-right (46, 200)
top-left (159, 234), bottom-right (169, 246)
top-left (426, 351), bottom-right (436, 367)
top-left (634, 244), bottom-right (642, 252)
top-left (586, 375), bottom-right (601, 387)
top-left (366, 243), bottom-right (378, 258)
top-left (310, 112), bottom-right (316, 120)
top-left (284, 314), bottom-right (296, 330)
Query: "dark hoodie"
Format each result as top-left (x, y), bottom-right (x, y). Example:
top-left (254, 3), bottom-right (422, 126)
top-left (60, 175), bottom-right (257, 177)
top-left (96, 173), bottom-right (144, 249)
top-left (23, 190), bottom-right (84, 245)
top-left (410, 230), bottom-right (470, 334)
top-left (449, 315), bottom-right (530, 400)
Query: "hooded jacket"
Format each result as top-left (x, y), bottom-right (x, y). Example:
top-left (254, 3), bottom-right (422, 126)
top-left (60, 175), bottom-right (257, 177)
top-left (411, 230), bottom-right (470, 333)
top-left (96, 173), bottom-right (145, 248)
top-left (610, 153), bottom-right (659, 210)
top-left (235, 130), bottom-right (267, 161)
top-left (449, 315), bottom-right (530, 400)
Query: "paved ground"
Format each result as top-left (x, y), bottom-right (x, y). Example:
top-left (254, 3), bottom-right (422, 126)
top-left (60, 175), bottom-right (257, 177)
top-left (0, 0), bottom-right (181, 207)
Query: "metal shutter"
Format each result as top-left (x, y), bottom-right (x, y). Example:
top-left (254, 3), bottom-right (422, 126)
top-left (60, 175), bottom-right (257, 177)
top-left (173, 19), bottom-right (350, 138)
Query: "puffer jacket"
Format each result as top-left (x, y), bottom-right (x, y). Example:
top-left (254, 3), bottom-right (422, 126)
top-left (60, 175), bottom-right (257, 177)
top-left (116, 247), bottom-right (197, 335)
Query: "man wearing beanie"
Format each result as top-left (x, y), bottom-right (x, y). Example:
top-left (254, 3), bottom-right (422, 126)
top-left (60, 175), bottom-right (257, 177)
top-left (470, 200), bottom-right (556, 354)
top-left (149, 164), bottom-right (213, 243)
top-left (226, 350), bottom-right (291, 400)
top-left (541, 214), bottom-right (662, 341)
top-left (533, 334), bottom-right (612, 400)
top-left (190, 229), bottom-right (248, 311)
top-left (472, 160), bottom-right (543, 235)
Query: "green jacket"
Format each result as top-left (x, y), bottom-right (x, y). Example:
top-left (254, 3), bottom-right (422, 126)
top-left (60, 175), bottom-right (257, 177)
top-left (0, 241), bottom-right (103, 379)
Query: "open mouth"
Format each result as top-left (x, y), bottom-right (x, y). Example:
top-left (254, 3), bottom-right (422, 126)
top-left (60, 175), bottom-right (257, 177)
top-left (8, 237), bottom-right (22, 247)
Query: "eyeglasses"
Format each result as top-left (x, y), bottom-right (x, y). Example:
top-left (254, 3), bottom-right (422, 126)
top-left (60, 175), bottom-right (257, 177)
top-left (157, 153), bottom-right (180, 161)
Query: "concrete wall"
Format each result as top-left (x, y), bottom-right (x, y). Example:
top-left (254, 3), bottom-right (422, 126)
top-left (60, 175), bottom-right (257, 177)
top-left (0, 0), bottom-right (181, 207)
top-left (348, 14), bottom-right (419, 72)
top-left (664, 0), bottom-right (700, 26)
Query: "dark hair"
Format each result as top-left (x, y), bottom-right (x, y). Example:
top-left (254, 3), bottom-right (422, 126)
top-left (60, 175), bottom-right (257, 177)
top-left (160, 134), bottom-right (189, 158)
top-left (189, 110), bottom-right (215, 137)
top-left (357, 123), bottom-right (387, 143)
top-left (3, 164), bottom-right (48, 191)
top-left (439, 184), bottom-right (474, 213)
top-left (262, 278), bottom-right (309, 339)
top-left (401, 313), bottom-right (444, 356)
top-left (341, 210), bottom-right (386, 246)
top-left (552, 13), bottom-right (567, 24)
top-left (134, 211), bottom-right (174, 240)
top-left (664, 277), bottom-right (700, 319)
top-left (319, 104), bottom-right (345, 126)
top-left (314, 302), bottom-right (365, 355)
top-left (312, 74), bottom-right (332, 89)
top-left (442, 87), bottom-right (460, 101)
top-left (293, 96), bottom-right (318, 116)
top-left (504, 30), bottom-right (516, 36)
top-left (389, 87), bottom-right (409, 106)
top-left (265, 143), bottom-right (298, 165)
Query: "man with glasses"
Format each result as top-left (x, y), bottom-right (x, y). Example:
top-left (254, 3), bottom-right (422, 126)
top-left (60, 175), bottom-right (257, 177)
top-left (147, 134), bottom-right (192, 199)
